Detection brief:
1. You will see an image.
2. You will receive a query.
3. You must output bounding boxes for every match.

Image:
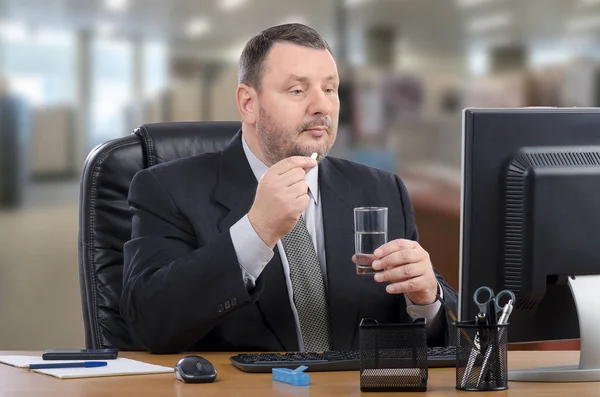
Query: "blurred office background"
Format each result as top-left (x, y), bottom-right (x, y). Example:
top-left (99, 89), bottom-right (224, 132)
top-left (0, 0), bottom-right (598, 349)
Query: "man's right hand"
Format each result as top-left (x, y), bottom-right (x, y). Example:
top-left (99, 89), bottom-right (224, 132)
top-left (248, 156), bottom-right (317, 248)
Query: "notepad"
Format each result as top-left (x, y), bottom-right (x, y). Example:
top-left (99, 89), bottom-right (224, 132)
top-left (0, 355), bottom-right (173, 379)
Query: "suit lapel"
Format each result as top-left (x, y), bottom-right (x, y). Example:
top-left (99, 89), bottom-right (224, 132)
top-left (214, 132), bottom-right (299, 351)
top-left (214, 131), bottom-right (257, 232)
top-left (319, 158), bottom-right (365, 350)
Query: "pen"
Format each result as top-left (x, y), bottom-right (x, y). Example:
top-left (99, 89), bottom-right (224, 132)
top-left (487, 298), bottom-right (497, 325)
top-left (460, 313), bottom-right (486, 388)
top-left (29, 361), bottom-right (107, 369)
top-left (476, 300), bottom-right (513, 387)
top-left (435, 294), bottom-right (457, 323)
top-left (497, 299), bottom-right (513, 325)
top-left (436, 294), bottom-right (473, 345)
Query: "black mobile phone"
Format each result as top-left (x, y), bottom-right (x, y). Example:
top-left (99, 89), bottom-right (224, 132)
top-left (42, 348), bottom-right (118, 360)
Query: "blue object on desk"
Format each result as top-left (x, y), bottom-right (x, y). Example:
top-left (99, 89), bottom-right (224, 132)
top-left (29, 361), bottom-right (107, 369)
top-left (272, 365), bottom-right (310, 386)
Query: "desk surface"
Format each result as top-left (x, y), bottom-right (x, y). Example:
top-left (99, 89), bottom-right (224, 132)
top-left (0, 350), bottom-right (597, 396)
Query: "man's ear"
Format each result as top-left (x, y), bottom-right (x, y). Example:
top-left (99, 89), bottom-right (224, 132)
top-left (236, 84), bottom-right (258, 125)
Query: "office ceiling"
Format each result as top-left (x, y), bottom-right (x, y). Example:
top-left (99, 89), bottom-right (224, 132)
top-left (0, 0), bottom-right (599, 60)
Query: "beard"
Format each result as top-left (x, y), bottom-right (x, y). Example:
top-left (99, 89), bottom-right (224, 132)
top-left (256, 106), bottom-right (337, 166)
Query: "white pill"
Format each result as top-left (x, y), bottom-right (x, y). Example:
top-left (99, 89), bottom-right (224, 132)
top-left (311, 152), bottom-right (318, 160)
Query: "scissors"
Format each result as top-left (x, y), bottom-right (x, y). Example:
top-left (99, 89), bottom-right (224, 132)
top-left (473, 286), bottom-right (515, 325)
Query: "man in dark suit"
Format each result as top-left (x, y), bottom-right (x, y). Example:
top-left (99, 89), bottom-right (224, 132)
top-left (121, 23), bottom-right (458, 354)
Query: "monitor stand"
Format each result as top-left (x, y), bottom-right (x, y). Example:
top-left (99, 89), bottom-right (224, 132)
top-left (509, 275), bottom-right (600, 382)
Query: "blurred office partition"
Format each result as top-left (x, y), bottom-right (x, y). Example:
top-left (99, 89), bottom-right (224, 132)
top-left (366, 25), bottom-right (396, 70)
top-left (490, 45), bottom-right (527, 74)
top-left (142, 91), bottom-right (170, 123)
top-left (0, 93), bottom-right (30, 209)
top-left (209, 66), bottom-right (240, 122)
top-left (169, 76), bottom-right (203, 122)
top-left (29, 105), bottom-right (76, 179)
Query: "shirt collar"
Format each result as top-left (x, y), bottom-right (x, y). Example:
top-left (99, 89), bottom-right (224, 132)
top-left (241, 134), bottom-right (319, 205)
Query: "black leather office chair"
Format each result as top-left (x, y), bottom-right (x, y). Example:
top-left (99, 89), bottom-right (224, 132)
top-left (78, 121), bottom-right (241, 349)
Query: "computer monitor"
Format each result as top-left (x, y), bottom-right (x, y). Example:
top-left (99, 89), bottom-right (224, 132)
top-left (459, 108), bottom-right (600, 382)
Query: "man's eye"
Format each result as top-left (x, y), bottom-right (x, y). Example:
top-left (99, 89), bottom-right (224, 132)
top-left (290, 89), bottom-right (304, 95)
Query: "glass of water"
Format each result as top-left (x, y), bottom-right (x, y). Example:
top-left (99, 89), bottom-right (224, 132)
top-left (354, 207), bottom-right (388, 276)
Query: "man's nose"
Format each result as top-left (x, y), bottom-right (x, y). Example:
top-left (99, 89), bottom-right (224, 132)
top-left (307, 89), bottom-right (333, 116)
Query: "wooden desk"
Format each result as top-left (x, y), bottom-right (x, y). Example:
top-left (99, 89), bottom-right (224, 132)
top-left (1, 351), bottom-right (598, 396)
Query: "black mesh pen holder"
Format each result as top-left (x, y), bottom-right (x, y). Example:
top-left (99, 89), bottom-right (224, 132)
top-left (455, 320), bottom-right (509, 391)
top-left (359, 318), bottom-right (428, 392)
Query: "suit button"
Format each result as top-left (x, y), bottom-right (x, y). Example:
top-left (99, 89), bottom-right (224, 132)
top-left (218, 304), bottom-right (224, 313)
top-left (231, 298), bottom-right (237, 307)
top-left (224, 301), bottom-right (231, 310)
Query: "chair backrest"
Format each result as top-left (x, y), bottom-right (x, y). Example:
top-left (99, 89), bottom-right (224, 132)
top-left (78, 121), bottom-right (240, 349)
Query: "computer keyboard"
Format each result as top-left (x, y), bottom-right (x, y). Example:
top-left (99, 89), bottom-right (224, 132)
top-left (229, 346), bottom-right (456, 373)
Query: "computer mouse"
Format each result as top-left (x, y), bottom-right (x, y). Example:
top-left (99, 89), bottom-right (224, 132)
top-left (174, 355), bottom-right (217, 383)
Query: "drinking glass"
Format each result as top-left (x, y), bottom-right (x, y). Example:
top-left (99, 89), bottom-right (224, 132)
top-left (354, 207), bottom-right (388, 276)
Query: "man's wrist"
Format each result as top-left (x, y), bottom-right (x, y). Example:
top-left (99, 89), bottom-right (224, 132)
top-left (248, 211), bottom-right (277, 249)
top-left (230, 214), bottom-right (275, 280)
top-left (407, 282), bottom-right (441, 306)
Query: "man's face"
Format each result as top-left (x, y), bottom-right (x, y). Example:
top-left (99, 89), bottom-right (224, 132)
top-left (254, 42), bottom-right (340, 165)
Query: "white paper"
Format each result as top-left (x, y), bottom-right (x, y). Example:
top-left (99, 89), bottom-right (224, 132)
top-left (0, 355), bottom-right (173, 379)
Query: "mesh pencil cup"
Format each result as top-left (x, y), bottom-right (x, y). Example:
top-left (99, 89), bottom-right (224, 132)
top-left (359, 318), bottom-right (428, 392)
top-left (455, 320), bottom-right (509, 391)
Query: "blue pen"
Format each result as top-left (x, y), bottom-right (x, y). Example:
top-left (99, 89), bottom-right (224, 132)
top-left (29, 361), bottom-right (107, 369)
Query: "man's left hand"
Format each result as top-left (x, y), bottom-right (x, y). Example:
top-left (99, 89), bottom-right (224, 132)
top-left (354, 239), bottom-right (438, 305)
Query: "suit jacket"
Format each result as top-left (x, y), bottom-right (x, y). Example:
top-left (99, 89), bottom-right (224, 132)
top-left (121, 131), bottom-right (458, 354)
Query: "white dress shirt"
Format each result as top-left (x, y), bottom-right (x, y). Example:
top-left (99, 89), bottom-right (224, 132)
top-left (229, 135), bottom-right (442, 350)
